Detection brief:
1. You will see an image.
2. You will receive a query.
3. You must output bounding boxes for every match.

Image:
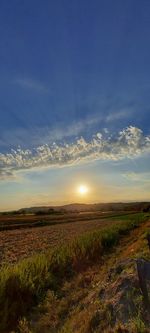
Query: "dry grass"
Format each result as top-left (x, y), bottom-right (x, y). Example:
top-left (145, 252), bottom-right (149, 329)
top-left (0, 213), bottom-right (134, 265)
top-left (27, 216), bottom-right (150, 333)
top-left (0, 213), bottom-right (147, 332)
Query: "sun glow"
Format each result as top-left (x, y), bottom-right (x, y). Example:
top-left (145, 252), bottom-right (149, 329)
top-left (78, 185), bottom-right (89, 195)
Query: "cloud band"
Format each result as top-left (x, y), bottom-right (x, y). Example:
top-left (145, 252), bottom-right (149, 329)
top-left (0, 126), bottom-right (150, 180)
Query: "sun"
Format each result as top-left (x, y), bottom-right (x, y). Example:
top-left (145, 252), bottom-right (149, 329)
top-left (78, 185), bottom-right (89, 195)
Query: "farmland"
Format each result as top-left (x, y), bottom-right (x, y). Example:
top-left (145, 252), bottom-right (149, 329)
top-left (0, 212), bottom-right (149, 332)
top-left (0, 211), bottom-right (135, 265)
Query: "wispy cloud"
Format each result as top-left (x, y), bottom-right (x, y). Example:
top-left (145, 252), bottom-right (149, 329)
top-left (123, 171), bottom-right (150, 183)
top-left (0, 116), bottom-right (104, 149)
top-left (106, 110), bottom-right (131, 122)
top-left (0, 126), bottom-right (150, 180)
top-left (13, 78), bottom-right (49, 93)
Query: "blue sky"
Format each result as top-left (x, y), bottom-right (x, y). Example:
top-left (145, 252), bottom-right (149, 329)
top-left (0, 0), bottom-right (150, 210)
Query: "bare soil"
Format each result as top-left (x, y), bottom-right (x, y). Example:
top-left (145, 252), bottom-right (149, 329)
top-left (0, 214), bottom-right (123, 265)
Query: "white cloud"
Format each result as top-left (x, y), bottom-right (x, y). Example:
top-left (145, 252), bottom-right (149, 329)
top-left (0, 126), bottom-right (150, 180)
top-left (106, 110), bottom-right (131, 122)
top-left (0, 116), bottom-right (103, 149)
top-left (0, 111), bottom-right (132, 150)
top-left (13, 78), bottom-right (49, 93)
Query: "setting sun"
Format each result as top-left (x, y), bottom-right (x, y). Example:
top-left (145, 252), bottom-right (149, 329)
top-left (78, 185), bottom-right (89, 195)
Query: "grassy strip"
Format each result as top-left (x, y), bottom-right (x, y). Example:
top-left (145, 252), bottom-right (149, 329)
top-left (0, 211), bottom-right (138, 232)
top-left (0, 213), bottom-right (148, 332)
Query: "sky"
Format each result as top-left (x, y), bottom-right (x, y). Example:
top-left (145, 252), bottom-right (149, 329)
top-left (0, 0), bottom-right (150, 210)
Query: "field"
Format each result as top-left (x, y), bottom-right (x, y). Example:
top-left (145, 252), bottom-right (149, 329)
top-left (0, 211), bottom-right (134, 265)
top-left (0, 212), bottom-right (149, 332)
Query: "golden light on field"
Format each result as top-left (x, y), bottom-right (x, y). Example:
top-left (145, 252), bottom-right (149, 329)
top-left (77, 185), bottom-right (89, 195)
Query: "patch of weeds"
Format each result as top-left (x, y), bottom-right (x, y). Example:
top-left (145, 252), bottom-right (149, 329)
top-left (33, 290), bottom-right (59, 332)
top-left (113, 322), bottom-right (130, 332)
top-left (89, 311), bottom-right (101, 330)
top-left (37, 290), bottom-right (58, 314)
top-left (130, 315), bottom-right (146, 333)
top-left (105, 303), bottom-right (115, 324)
top-left (59, 324), bottom-right (72, 333)
top-left (17, 318), bottom-right (33, 333)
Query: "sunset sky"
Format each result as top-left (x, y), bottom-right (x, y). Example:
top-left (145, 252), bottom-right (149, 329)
top-left (0, 0), bottom-right (150, 210)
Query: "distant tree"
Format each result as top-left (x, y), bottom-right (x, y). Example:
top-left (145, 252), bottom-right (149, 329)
top-left (35, 210), bottom-right (45, 216)
top-left (35, 209), bottom-right (55, 215)
top-left (143, 205), bottom-right (150, 213)
top-left (47, 208), bottom-right (55, 214)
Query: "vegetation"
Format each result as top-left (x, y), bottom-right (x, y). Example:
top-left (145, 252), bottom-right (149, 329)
top-left (27, 213), bottom-right (150, 333)
top-left (0, 210), bottom-right (135, 233)
top-left (0, 211), bottom-right (140, 266)
top-left (0, 213), bottom-right (148, 332)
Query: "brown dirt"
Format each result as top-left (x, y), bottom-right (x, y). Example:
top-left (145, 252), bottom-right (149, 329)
top-left (0, 216), bottom-right (122, 265)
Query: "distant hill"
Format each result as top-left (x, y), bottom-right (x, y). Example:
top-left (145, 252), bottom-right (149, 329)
top-left (12, 201), bottom-right (150, 214)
